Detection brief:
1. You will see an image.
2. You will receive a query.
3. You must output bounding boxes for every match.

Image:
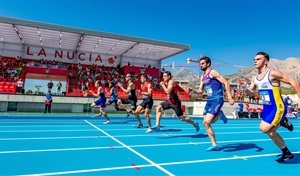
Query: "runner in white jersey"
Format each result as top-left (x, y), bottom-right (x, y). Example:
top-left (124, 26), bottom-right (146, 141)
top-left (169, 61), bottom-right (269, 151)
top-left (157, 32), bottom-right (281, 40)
top-left (239, 52), bottom-right (300, 163)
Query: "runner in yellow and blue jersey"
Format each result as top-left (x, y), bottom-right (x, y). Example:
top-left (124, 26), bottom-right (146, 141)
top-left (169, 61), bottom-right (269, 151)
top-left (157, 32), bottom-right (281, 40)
top-left (240, 52), bottom-right (300, 163)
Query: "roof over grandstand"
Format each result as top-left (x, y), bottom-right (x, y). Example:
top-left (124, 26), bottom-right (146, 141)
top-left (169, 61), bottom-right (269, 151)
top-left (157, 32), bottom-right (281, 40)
top-left (0, 16), bottom-right (189, 61)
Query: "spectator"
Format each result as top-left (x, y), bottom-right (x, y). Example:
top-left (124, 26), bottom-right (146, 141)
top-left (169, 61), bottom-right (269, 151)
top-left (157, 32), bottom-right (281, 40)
top-left (45, 67), bottom-right (50, 74)
top-left (56, 81), bottom-right (62, 95)
top-left (47, 80), bottom-right (54, 92)
top-left (16, 78), bottom-right (23, 94)
top-left (44, 91), bottom-right (52, 114)
top-left (284, 96), bottom-right (293, 112)
top-left (82, 82), bottom-right (89, 97)
top-left (231, 103), bottom-right (244, 118)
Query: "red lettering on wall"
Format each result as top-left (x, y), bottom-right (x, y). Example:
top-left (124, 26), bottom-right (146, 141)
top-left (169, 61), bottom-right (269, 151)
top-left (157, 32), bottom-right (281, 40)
top-left (89, 54), bottom-right (92, 62)
top-left (95, 55), bottom-right (102, 62)
top-left (38, 48), bottom-right (47, 57)
top-left (78, 53), bottom-right (85, 61)
top-left (26, 47), bottom-right (33, 56)
top-left (67, 52), bottom-right (75, 60)
top-left (55, 50), bottom-right (63, 58)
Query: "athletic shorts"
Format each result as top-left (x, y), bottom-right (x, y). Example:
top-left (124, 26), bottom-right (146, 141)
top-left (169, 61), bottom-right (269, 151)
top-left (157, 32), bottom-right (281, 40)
top-left (203, 98), bottom-right (224, 116)
top-left (262, 103), bottom-right (287, 126)
top-left (94, 99), bottom-right (106, 108)
top-left (107, 99), bottom-right (118, 105)
top-left (121, 98), bottom-right (137, 110)
top-left (160, 100), bottom-right (183, 117)
top-left (139, 98), bottom-right (154, 110)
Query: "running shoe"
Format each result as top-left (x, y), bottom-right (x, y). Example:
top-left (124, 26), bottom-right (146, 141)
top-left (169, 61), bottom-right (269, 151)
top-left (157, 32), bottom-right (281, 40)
top-left (103, 120), bottom-right (110, 125)
top-left (275, 153), bottom-right (294, 163)
top-left (146, 128), bottom-right (153, 133)
top-left (219, 110), bottom-right (228, 124)
top-left (280, 117), bottom-right (293, 131)
top-left (137, 124), bottom-right (143, 128)
top-left (194, 122), bottom-right (200, 132)
top-left (206, 145), bottom-right (220, 151)
top-left (153, 126), bottom-right (160, 131)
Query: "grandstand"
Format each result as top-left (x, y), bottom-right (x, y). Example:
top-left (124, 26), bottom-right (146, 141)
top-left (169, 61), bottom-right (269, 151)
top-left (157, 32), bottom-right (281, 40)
top-left (0, 16), bottom-right (191, 101)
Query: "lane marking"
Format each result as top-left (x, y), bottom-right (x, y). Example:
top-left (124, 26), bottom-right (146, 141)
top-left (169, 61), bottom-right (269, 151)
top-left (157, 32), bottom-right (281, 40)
top-left (2, 130), bottom-right (299, 140)
top-left (233, 155), bottom-right (247, 160)
top-left (1, 126), bottom-right (299, 132)
top-left (1, 137), bottom-right (299, 154)
top-left (0, 129), bottom-right (97, 133)
top-left (189, 142), bottom-right (198, 145)
top-left (131, 164), bottom-right (140, 170)
top-left (21, 151), bottom-right (300, 176)
top-left (84, 120), bottom-right (175, 176)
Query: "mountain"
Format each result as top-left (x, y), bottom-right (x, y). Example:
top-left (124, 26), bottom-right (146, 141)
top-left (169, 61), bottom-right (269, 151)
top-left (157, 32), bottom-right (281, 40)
top-left (173, 67), bottom-right (200, 87)
top-left (173, 57), bottom-right (300, 88)
top-left (228, 57), bottom-right (300, 87)
top-left (173, 67), bottom-right (199, 80)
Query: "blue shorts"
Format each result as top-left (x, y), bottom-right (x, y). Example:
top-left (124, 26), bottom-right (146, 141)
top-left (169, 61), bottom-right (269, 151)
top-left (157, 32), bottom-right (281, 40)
top-left (94, 99), bottom-right (106, 108)
top-left (262, 104), bottom-right (287, 126)
top-left (203, 98), bottom-right (224, 116)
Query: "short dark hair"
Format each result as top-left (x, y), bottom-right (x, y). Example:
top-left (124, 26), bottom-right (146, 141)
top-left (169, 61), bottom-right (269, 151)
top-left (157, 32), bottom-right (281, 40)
top-left (140, 74), bottom-right (147, 79)
top-left (256, 52), bottom-right (270, 61)
top-left (199, 56), bottom-right (211, 67)
top-left (126, 72), bottom-right (132, 77)
top-left (163, 71), bottom-right (172, 77)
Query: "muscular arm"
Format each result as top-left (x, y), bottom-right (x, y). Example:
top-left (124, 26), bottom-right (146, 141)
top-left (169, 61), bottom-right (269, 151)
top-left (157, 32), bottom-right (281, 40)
top-left (161, 80), bottom-right (175, 94)
top-left (91, 87), bottom-right (101, 97)
top-left (211, 70), bottom-right (233, 100)
top-left (120, 82), bottom-right (133, 93)
top-left (243, 76), bottom-right (256, 98)
top-left (193, 76), bottom-right (203, 94)
top-left (271, 70), bottom-right (300, 99)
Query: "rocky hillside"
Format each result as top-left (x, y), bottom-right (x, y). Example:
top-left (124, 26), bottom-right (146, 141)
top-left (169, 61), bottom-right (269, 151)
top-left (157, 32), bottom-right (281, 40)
top-left (173, 57), bottom-right (300, 88)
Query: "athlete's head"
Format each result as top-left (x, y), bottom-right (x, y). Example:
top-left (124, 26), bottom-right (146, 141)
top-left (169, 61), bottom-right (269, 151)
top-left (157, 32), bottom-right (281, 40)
top-left (254, 52), bottom-right (269, 69)
top-left (125, 73), bottom-right (133, 82)
top-left (199, 56), bottom-right (211, 71)
top-left (108, 81), bottom-right (114, 88)
top-left (94, 81), bottom-right (100, 88)
top-left (162, 71), bottom-right (172, 82)
top-left (140, 74), bottom-right (147, 83)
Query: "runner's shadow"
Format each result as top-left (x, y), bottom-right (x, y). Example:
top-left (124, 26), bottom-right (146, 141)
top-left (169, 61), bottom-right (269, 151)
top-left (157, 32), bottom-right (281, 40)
top-left (109, 121), bottom-right (131, 124)
top-left (220, 143), bottom-right (264, 152)
top-left (155, 129), bottom-right (182, 132)
top-left (279, 153), bottom-right (300, 164)
top-left (157, 133), bottom-right (207, 139)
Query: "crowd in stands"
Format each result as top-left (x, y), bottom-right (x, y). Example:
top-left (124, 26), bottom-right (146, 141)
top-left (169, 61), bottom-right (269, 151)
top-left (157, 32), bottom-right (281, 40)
top-left (0, 56), bottom-right (26, 82)
top-left (28, 59), bottom-right (68, 69)
top-left (0, 56), bottom-right (265, 103)
top-left (70, 62), bottom-right (163, 99)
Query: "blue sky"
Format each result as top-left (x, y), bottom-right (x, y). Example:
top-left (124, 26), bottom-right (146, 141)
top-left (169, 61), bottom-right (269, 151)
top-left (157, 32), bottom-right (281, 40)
top-left (0, 0), bottom-right (299, 76)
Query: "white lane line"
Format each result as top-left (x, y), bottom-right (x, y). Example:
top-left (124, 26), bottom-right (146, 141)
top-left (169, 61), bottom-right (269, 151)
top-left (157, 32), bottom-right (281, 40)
top-left (84, 120), bottom-right (175, 176)
top-left (0, 136), bottom-right (98, 140)
top-left (1, 130), bottom-right (299, 141)
top-left (1, 126), bottom-right (299, 133)
top-left (0, 125), bottom-right (91, 128)
top-left (159, 151), bottom-right (300, 166)
top-left (1, 137), bottom-right (299, 154)
top-left (21, 151), bottom-right (300, 176)
top-left (0, 129), bottom-right (96, 132)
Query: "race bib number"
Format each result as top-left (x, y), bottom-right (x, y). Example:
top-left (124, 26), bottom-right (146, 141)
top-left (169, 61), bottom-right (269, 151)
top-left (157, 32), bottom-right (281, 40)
top-left (260, 91), bottom-right (271, 105)
top-left (205, 85), bottom-right (213, 96)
